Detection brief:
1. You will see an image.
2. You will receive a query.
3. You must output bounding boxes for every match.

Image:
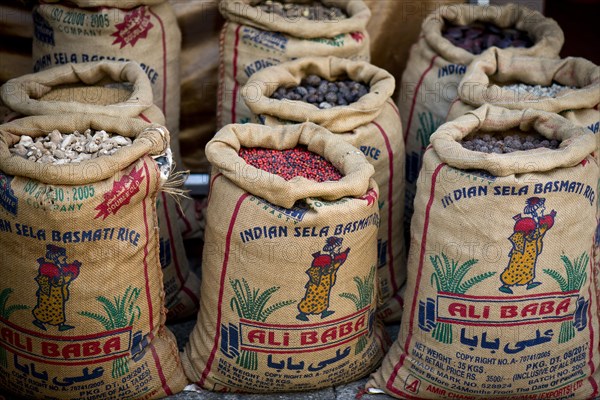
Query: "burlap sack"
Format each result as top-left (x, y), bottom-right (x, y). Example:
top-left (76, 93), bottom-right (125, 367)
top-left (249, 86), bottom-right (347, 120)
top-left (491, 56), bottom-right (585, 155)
top-left (363, 0), bottom-right (463, 102)
top-left (1, 61), bottom-right (158, 120)
top-left (0, 61), bottom-right (200, 322)
top-left (242, 56), bottom-right (405, 322)
top-left (156, 189), bottom-right (200, 322)
top-left (449, 48), bottom-right (600, 137)
top-left (46, 0), bottom-right (166, 6)
top-left (401, 3), bottom-right (564, 241)
top-left (31, 1), bottom-right (182, 168)
top-left (181, 122), bottom-right (387, 392)
top-left (0, 114), bottom-right (187, 399)
top-left (368, 105), bottom-right (599, 399)
top-left (217, 0), bottom-right (371, 129)
top-left (171, 0), bottom-right (224, 173)
top-left (423, 53), bottom-right (600, 318)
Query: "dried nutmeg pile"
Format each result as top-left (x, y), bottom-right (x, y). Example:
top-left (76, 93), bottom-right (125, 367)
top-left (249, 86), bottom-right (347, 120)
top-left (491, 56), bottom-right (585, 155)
top-left (239, 146), bottom-right (343, 182)
top-left (10, 129), bottom-right (133, 164)
top-left (460, 133), bottom-right (560, 153)
top-left (256, 0), bottom-right (347, 20)
top-left (443, 22), bottom-right (533, 54)
top-left (502, 83), bottom-right (576, 98)
top-left (271, 75), bottom-right (370, 109)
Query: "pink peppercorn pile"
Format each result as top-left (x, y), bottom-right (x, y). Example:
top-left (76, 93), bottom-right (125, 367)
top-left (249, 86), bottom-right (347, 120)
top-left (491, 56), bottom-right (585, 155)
top-left (239, 146), bottom-right (343, 182)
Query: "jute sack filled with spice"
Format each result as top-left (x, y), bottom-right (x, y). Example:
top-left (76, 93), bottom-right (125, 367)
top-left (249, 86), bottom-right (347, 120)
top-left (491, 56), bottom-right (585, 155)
top-left (31, 0), bottom-right (182, 168)
top-left (0, 114), bottom-right (187, 399)
top-left (243, 56), bottom-right (405, 322)
top-left (448, 47), bottom-right (600, 159)
top-left (217, 0), bottom-right (371, 129)
top-left (181, 122), bottom-right (387, 392)
top-left (30, 0), bottom-right (204, 240)
top-left (1, 61), bottom-right (162, 123)
top-left (401, 3), bottom-right (564, 240)
top-left (428, 49), bottom-right (600, 297)
top-left (0, 61), bottom-right (200, 322)
top-left (368, 105), bottom-right (599, 399)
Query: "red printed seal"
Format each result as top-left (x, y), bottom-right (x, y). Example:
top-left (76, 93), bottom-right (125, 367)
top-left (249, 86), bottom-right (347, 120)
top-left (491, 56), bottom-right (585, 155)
top-left (111, 7), bottom-right (154, 49)
top-left (95, 167), bottom-right (145, 220)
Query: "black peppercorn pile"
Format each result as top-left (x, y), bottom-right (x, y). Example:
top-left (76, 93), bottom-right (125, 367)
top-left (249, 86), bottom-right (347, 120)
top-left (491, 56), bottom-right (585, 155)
top-left (443, 22), bottom-right (533, 54)
top-left (460, 133), bottom-right (560, 153)
top-left (271, 75), bottom-right (370, 109)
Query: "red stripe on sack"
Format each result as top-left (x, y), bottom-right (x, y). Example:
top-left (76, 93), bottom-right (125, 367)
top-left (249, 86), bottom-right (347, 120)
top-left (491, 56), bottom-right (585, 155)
top-left (142, 160), bottom-right (155, 331)
top-left (436, 317), bottom-right (574, 327)
top-left (5, 349), bottom-right (124, 366)
top-left (198, 192), bottom-right (250, 387)
top-left (373, 121), bottom-right (397, 294)
top-left (148, 8), bottom-right (168, 117)
top-left (231, 25), bottom-right (242, 124)
top-left (182, 284), bottom-right (199, 307)
top-left (150, 340), bottom-right (173, 396)
top-left (240, 333), bottom-right (367, 354)
top-left (207, 173), bottom-right (224, 203)
top-left (217, 22), bottom-right (228, 128)
top-left (175, 202), bottom-right (193, 237)
top-left (239, 306), bottom-right (369, 328)
top-left (161, 192), bottom-right (200, 307)
top-left (386, 100), bottom-right (401, 119)
top-left (0, 316), bottom-right (129, 340)
top-left (403, 55), bottom-right (438, 142)
top-left (139, 113), bottom-right (151, 123)
top-left (373, 323), bottom-right (387, 354)
top-left (394, 292), bottom-right (403, 309)
top-left (386, 162), bottom-right (445, 397)
top-left (587, 263), bottom-right (598, 398)
top-left (438, 290), bottom-right (579, 300)
top-left (445, 97), bottom-right (460, 122)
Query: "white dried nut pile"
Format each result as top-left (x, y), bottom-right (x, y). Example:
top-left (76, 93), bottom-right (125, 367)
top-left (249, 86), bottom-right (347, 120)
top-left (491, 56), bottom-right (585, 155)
top-left (10, 129), bottom-right (133, 164)
top-left (503, 83), bottom-right (577, 98)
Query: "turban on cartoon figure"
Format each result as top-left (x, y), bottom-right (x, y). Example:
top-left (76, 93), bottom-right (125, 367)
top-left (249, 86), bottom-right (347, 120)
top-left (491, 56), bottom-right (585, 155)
top-left (500, 197), bottom-right (556, 294)
top-left (32, 244), bottom-right (81, 331)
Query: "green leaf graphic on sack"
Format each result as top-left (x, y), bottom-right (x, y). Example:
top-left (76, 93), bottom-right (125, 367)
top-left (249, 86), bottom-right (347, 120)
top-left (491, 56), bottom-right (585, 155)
top-left (222, 278), bottom-right (296, 370)
top-left (543, 252), bottom-right (589, 343)
top-left (416, 112), bottom-right (443, 149)
top-left (79, 286), bottom-right (142, 378)
top-left (339, 266), bottom-right (376, 354)
top-left (0, 288), bottom-right (29, 368)
top-left (418, 253), bottom-right (495, 344)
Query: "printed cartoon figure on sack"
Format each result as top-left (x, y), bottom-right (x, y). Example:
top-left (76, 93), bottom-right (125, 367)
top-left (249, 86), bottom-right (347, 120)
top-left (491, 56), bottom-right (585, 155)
top-left (500, 197), bottom-right (556, 294)
top-left (32, 245), bottom-right (81, 332)
top-left (418, 195), bottom-right (590, 349)
top-left (296, 237), bottom-right (350, 321)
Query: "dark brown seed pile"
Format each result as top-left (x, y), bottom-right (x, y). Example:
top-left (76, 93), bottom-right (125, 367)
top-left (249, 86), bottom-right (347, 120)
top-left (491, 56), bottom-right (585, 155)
top-left (443, 22), bottom-right (533, 54)
top-left (460, 133), bottom-right (560, 153)
top-left (256, 0), bottom-right (347, 20)
top-left (271, 75), bottom-right (370, 109)
top-left (239, 146), bottom-right (343, 182)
